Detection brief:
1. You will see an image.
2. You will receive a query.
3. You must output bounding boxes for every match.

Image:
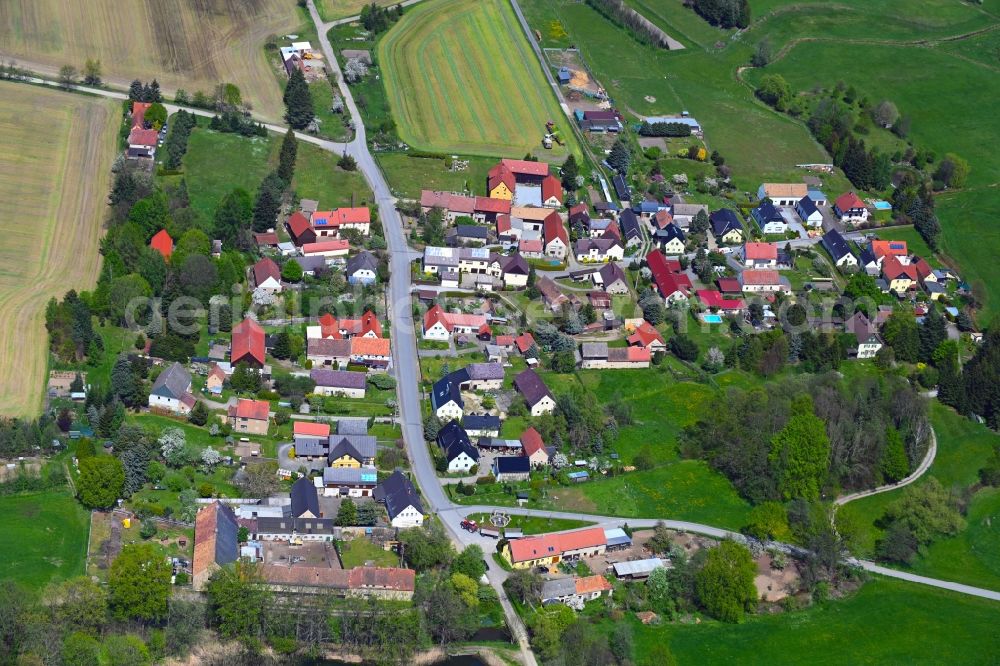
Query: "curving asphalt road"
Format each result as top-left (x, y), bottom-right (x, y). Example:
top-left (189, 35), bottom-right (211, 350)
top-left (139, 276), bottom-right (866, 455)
top-left (834, 427), bottom-right (938, 506)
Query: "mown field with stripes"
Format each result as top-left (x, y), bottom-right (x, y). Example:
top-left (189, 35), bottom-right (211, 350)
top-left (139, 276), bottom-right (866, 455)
top-left (0, 82), bottom-right (119, 417)
top-left (378, 0), bottom-right (577, 159)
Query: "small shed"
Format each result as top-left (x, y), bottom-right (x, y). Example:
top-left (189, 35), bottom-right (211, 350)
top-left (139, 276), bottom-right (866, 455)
top-left (567, 471), bottom-right (590, 483)
top-left (557, 67), bottom-right (571, 84)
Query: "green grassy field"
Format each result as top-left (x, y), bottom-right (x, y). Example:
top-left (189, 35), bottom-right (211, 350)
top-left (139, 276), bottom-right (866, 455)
top-left (837, 404), bottom-right (1000, 589)
top-left (315, 0), bottom-right (396, 21)
top-left (377, 153), bottom-right (497, 199)
top-left (339, 536), bottom-right (400, 568)
top-left (0, 489), bottom-right (89, 589)
top-left (378, 0), bottom-right (578, 159)
top-left (644, 577), bottom-right (1000, 664)
top-left (464, 513), bottom-right (594, 536)
top-left (179, 125), bottom-right (371, 223)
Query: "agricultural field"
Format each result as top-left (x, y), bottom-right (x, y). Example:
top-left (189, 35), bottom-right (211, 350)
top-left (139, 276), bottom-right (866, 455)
top-left (377, 153), bottom-right (497, 199)
top-left (177, 124), bottom-right (372, 222)
top-left (315, 0), bottom-right (397, 22)
top-left (837, 404), bottom-right (1000, 590)
top-left (378, 0), bottom-right (578, 160)
top-left (0, 0), bottom-right (301, 122)
top-left (0, 489), bottom-right (90, 589)
top-left (0, 83), bottom-right (118, 418)
top-left (649, 578), bottom-right (1000, 664)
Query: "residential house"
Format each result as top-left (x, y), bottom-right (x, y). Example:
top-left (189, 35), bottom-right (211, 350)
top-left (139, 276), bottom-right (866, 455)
top-left (741, 242), bottom-right (778, 268)
top-left (228, 399), bottom-right (270, 435)
top-left (126, 102), bottom-right (158, 159)
top-left (452, 363), bottom-right (505, 391)
top-left (795, 196), bottom-right (824, 227)
top-left (294, 421), bottom-right (330, 442)
top-left (150, 229), bottom-right (173, 260)
top-left (536, 276), bottom-right (569, 311)
top-left (432, 374), bottom-right (464, 421)
top-left (751, 201), bottom-right (788, 234)
top-left (192, 502), bottom-right (239, 591)
top-left (474, 196), bottom-right (511, 223)
top-left (540, 575), bottom-right (614, 608)
top-left (647, 250), bottom-right (691, 304)
top-left (148, 362), bottom-right (195, 414)
top-left (501, 527), bottom-right (607, 569)
top-left (345, 251), bottom-right (378, 284)
top-left (882, 255), bottom-right (918, 294)
top-left (575, 236), bottom-right (624, 263)
top-left (568, 203), bottom-right (590, 230)
top-left (286, 211), bottom-right (316, 246)
top-left (654, 223), bottom-right (686, 255)
top-left (322, 466), bottom-right (378, 497)
top-left (307, 339), bottom-right (351, 367)
top-left (739, 269), bottom-right (785, 293)
top-left (206, 364), bottom-right (226, 395)
top-left (670, 203), bottom-right (709, 229)
top-left (870, 240), bottom-right (908, 264)
top-left (821, 229), bottom-right (858, 269)
top-left (487, 163), bottom-right (516, 200)
top-left (437, 421), bottom-right (479, 473)
top-left (514, 369), bottom-right (556, 416)
top-left (463, 414), bottom-right (502, 438)
top-left (349, 337), bottom-right (391, 371)
top-left (757, 183), bottom-right (808, 207)
top-left (709, 209), bottom-right (744, 244)
top-left (312, 207), bottom-right (371, 237)
top-left (618, 209), bottom-right (643, 247)
top-left (500, 253), bottom-right (530, 289)
top-left (845, 311), bottom-right (883, 359)
top-left (543, 212), bottom-right (569, 259)
top-left (420, 190), bottom-right (476, 223)
top-left (328, 434), bottom-right (376, 468)
top-left (493, 456), bottom-right (531, 482)
top-left (520, 427), bottom-right (549, 467)
top-left (447, 225), bottom-right (489, 247)
top-left (252, 257), bottom-right (283, 293)
top-left (422, 304), bottom-right (489, 341)
top-left (594, 262), bottom-right (629, 294)
top-left (515, 333), bottom-right (537, 356)
top-left (634, 200), bottom-right (670, 218)
top-left (859, 246), bottom-right (880, 276)
top-left (374, 471), bottom-right (425, 528)
top-left (627, 320), bottom-right (666, 353)
top-left (260, 565), bottom-right (415, 600)
top-left (310, 369), bottom-right (367, 398)
top-left (834, 192), bottom-right (870, 224)
top-left (293, 256), bottom-right (327, 276)
top-left (580, 342), bottom-right (651, 369)
top-left (541, 175), bottom-right (563, 208)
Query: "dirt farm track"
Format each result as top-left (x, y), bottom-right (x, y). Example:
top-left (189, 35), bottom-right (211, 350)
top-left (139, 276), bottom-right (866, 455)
top-left (0, 82), bottom-right (119, 418)
top-left (0, 0), bottom-right (301, 122)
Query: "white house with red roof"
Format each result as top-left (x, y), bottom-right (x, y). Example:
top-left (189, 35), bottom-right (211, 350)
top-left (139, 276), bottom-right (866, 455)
top-left (543, 212), bottom-right (569, 259)
top-left (251, 257), bottom-right (283, 293)
top-left (423, 304), bottom-right (489, 341)
top-left (307, 311), bottom-right (383, 340)
top-left (740, 242), bottom-right (778, 268)
top-left (627, 320), bottom-right (667, 353)
top-left (833, 192), bottom-right (870, 224)
top-left (312, 208), bottom-right (371, 236)
top-left (520, 427), bottom-right (550, 467)
top-left (646, 250), bottom-right (691, 305)
top-left (541, 175), bottom-right (563, 208)
top-left (126, 101), bottom-right (158, 159)
top-left (739, 269), bottom-right (786, 293)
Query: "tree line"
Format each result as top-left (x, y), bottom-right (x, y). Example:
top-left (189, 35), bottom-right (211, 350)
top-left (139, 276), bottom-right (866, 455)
top-left (586, 0), bottom-right (680, 49)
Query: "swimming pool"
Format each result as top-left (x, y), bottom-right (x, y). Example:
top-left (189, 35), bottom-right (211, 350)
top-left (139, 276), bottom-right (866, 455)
top-left (701, 313), bottom-right (724, 324)
top-left (873, 200), bottom-right (892, 210)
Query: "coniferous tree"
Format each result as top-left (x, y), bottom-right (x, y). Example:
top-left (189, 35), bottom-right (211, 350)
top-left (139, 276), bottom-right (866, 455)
top-left (277, 129), bottom-right (298, 185)
top-left (252, 172), bottom-right (284, 232)
top-left (283, 69), bottom-right (314, 130)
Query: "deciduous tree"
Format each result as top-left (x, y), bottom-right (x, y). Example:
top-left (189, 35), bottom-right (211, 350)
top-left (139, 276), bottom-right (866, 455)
top-left (695, 540), bottom-right (757, 623)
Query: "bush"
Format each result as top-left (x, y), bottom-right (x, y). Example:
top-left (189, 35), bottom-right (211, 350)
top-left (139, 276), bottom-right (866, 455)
top-left (197, 482), bottom-right (214, 498)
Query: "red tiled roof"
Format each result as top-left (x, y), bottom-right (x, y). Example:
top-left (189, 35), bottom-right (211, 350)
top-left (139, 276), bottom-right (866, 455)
top-left (128, 127), bottom-right (159, 147)
top-left (294, 421), bottom-right (330, 437)
top-left (488, 163), bottom-right (516, 193)
top-left (508, 527), bottom-right (607, 563)
top-left (475, 196), bottom-right (511, 214)
top-left (882, 255), bottom-right (918, 281)
top-left (150, 229), bottom-right (173, 259)
top-left (653, 210), bottom-right (673, 229)
top-left (287, 211), bottom-right (312, 241)
top-left (647, 250), bottom-right (690, 298)
top-left (193, 502), bottom-right (225, 578)
top-left (740, 269), bottom-right (781, 286)
top-left (696, 289), bottom-right (743, 311)
top-left (424, 304), bottom-right (448, 332)
top-left (228, 398), bottom-right (269, 421)
top-left (543, 212), bottom-right (568, 245)
top-left (626, 346), bottom-right (651, 362)
top-left (568, 203), bottom-right (589, 217)
top-left (576, 575), bottom-right (614, 595)
top-left (519, 239), bottom-right (543, 253)
top-left (835, 191), bottom-right (866, 212)
top-left (500, 158), bottom-right (550, 177)
top-left (627, 321), bottom-right (664, 349)
top-left (496, 335), bottom-right (514, 347)
top-left (232, 318), bottom-right (265, 366)
top-left (302, 239), bottom-right (350, 254)
top-left (541, 175), bottom-right (562, 204)
top-left (131, 102), bottom-right (151, 129)
top-left (312, 207), bottom-right (371, 227)
top-left (254, 232), bottom-right (279, 246)
top-left (207, 364), bottom-right (226, 382)
top-left (351, 337), bottom-right (390, 357)
top-left (717, 277), bottom-right (742, 293)
top-left (743, 242), bottom-right (777, 261)
top-left (520, 427), bottom-right (545, 457)
top-left (252, 257), bottom-right (281, 286)
top-left (913, 257), bottom-right (933, 281)
top-left (871, 240), bottom-right (908, 259)
top-left (515, 332), bottom-right (536, 353)
top-left (496, 214), bottom-right (512, 234)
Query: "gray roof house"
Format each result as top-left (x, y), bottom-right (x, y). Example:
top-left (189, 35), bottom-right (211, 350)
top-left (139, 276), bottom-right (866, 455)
top-left (290, 476), bottom-right (320, 518)
top-left (374, 471), bottom-right (425, 527)
top-left (345, 251), bottom-right (379, 284)
top-left (150, 362), bottom-right (192, 401)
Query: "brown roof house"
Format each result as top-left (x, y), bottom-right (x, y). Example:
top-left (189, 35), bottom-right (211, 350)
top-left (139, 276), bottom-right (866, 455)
top-left (513, 369), bottom-right (556, 416)
top-left (193, 502), bottom-right (240, 591)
